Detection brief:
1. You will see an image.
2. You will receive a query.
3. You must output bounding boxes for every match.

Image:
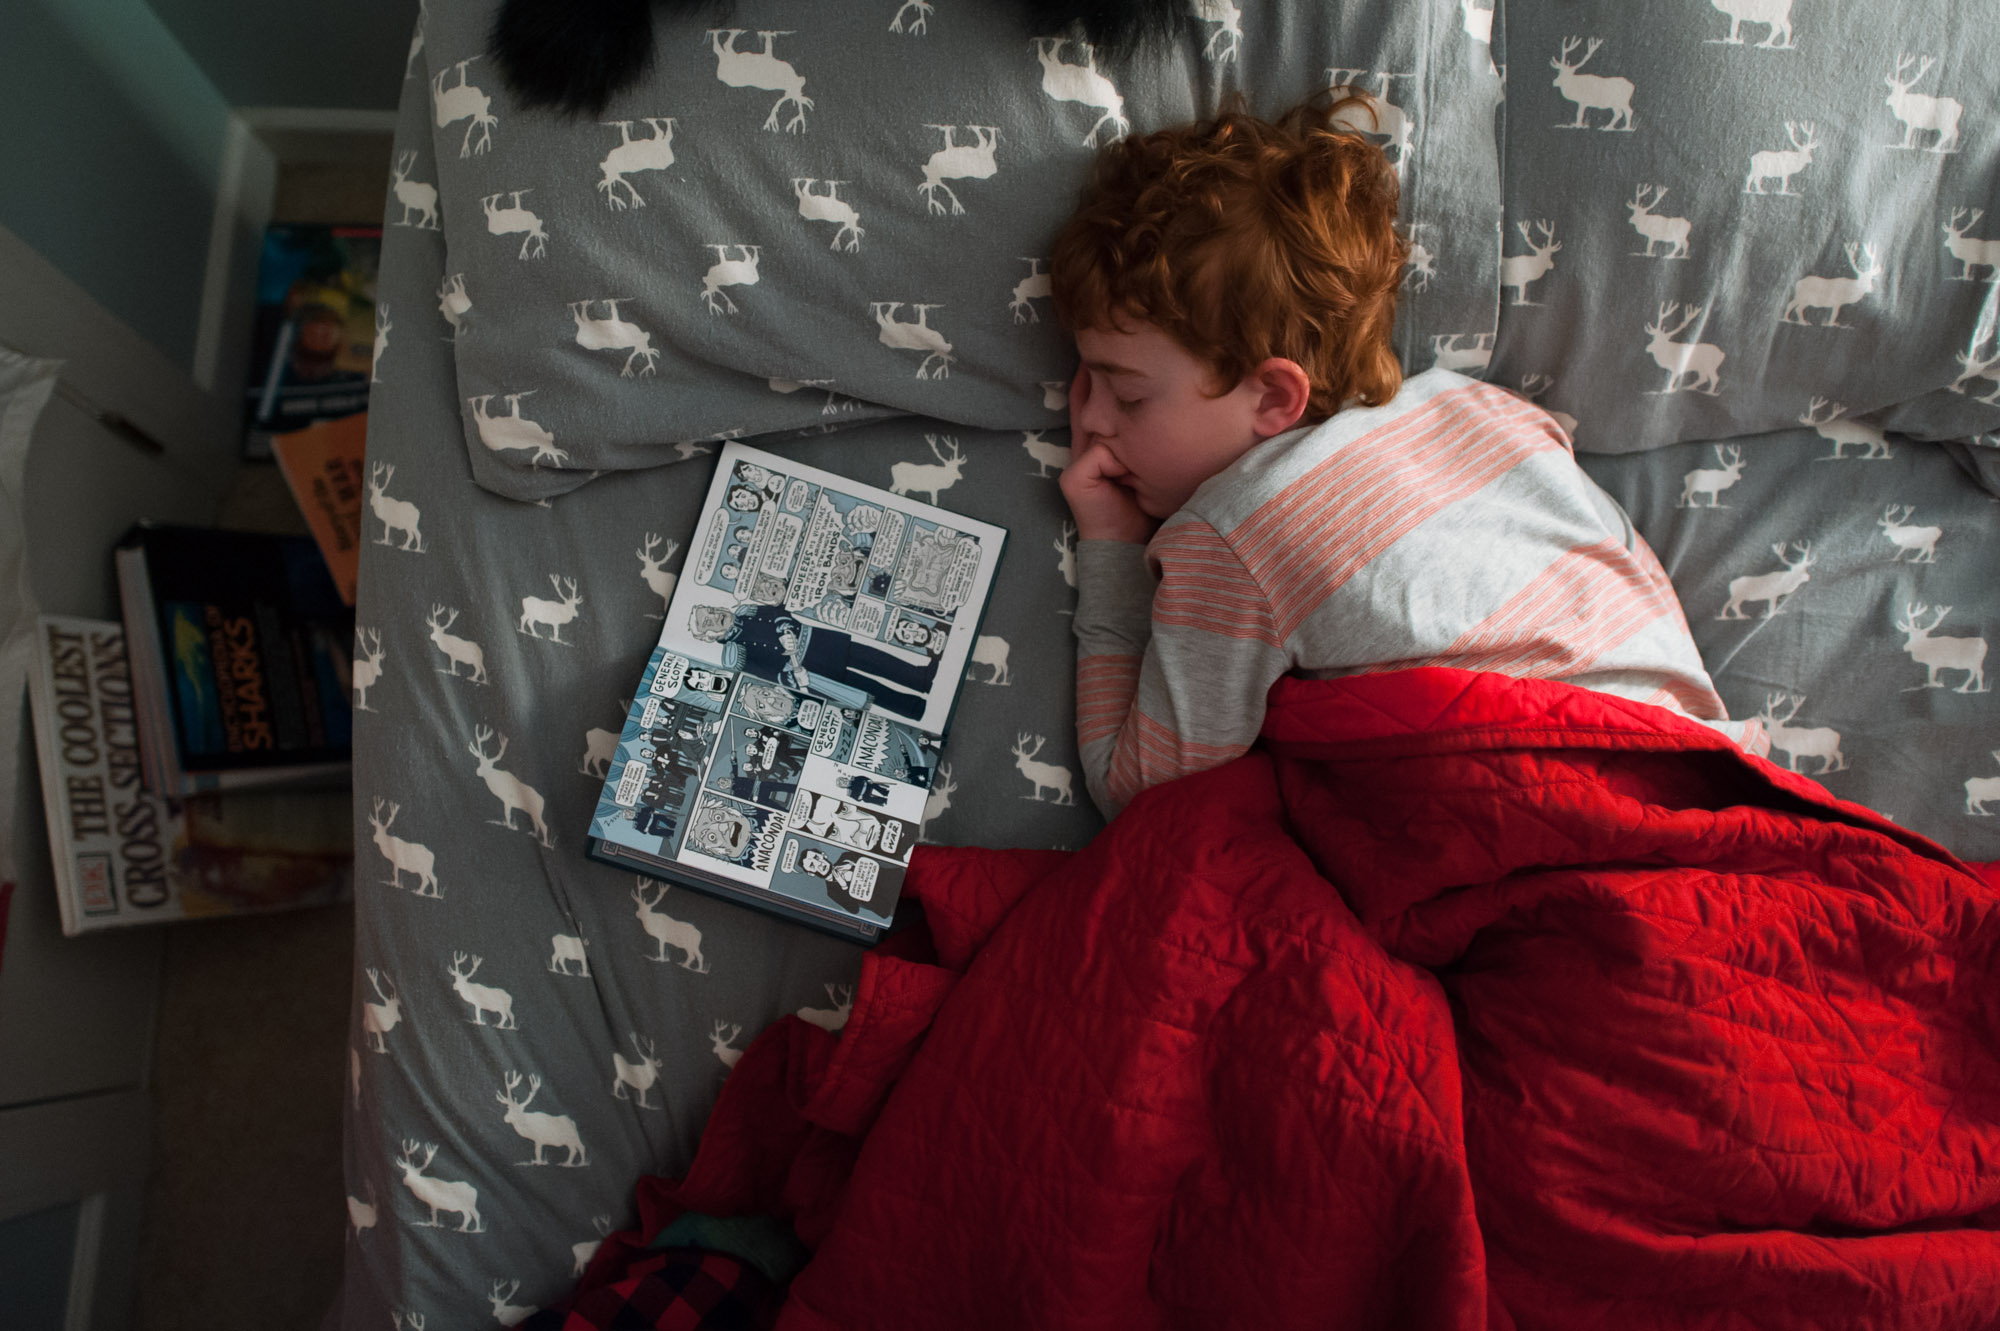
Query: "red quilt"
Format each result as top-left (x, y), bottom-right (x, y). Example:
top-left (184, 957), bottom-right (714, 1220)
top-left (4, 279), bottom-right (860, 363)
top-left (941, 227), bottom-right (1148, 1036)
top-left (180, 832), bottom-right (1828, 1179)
top-left (591, 670), bottom-right (2000, 1329)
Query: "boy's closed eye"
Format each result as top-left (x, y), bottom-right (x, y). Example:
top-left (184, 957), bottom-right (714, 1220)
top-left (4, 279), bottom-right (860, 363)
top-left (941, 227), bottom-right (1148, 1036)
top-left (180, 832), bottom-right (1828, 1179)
top-left (1084, 368), bottom-right (1146, 412)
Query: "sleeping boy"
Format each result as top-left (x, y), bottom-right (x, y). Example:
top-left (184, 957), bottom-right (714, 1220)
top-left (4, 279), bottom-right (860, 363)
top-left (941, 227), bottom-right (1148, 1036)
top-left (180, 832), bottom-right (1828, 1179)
top-left (1052, 91), bottom-right (1762, 819)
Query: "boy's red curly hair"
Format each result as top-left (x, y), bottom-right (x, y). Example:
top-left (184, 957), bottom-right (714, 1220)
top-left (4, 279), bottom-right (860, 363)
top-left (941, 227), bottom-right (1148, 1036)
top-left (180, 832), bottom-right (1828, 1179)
top-left (1050, 90), bottom-right (1408, 423)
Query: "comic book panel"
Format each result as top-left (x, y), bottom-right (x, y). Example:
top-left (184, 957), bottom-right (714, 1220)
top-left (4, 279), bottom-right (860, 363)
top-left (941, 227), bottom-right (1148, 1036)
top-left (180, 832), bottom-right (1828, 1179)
top-left (682, 794), bottom-right (786, 877)
top-left (704, 717), bottom-right (810, 812)
top-left (696, 511), bottom-right (760, 601)
top-left (596, 765), bottom-right (700, 854)
top-left (826, 771), bottom-right (895, 809)
top-left (846, 714), bottom-right (943, 790)
top-left (768, 835), bottom-right (895, 929)
top-left (648, 652), bottom-right (736, 708)
top-left (887, 519), bottom-right (984, 622)
top-left (784, 790), bottom-right (918, 865)
top-left (688, 459), bottom-right (791, 603)
top-left (730, 676), bottom-right (826, 737)
top-left (635, 700), bottom-right (725, 780)
top-left (594, 649), bottom-right (732, 856)
top-left (880, 605), bottom-right (950, 659)
top-left (784, 486), bottom-right (881, 622)
top-left (598, 749), bottom-right (699, 854)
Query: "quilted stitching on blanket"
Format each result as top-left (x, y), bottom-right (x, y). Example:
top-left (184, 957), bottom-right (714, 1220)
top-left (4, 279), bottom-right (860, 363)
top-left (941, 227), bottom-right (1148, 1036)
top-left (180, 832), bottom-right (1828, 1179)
top-left (599, 669), bottom-right (2000, 1329)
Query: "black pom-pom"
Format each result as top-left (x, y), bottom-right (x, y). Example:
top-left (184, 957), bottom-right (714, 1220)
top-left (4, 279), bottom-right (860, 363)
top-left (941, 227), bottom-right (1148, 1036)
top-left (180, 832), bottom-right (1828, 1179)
top-left (1019, 0), bottom-right (1196, 57)
top-left (490, 0), bottom-right (660, 118)
top-left (491, 0), bottom-right (1179, 118)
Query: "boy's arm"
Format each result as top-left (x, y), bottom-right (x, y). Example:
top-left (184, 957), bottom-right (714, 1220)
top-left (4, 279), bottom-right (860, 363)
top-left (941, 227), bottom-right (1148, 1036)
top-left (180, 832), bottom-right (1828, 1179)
top-left (1074, 518), bottom-right (1291, 819)
top-left (1074, 540), bottom-right (1156, 817)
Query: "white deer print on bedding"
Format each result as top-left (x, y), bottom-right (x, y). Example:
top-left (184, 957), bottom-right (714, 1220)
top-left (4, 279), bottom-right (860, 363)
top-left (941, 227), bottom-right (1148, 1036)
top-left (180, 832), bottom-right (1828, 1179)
top-left (335, 4), bottom-right (2000, 1327)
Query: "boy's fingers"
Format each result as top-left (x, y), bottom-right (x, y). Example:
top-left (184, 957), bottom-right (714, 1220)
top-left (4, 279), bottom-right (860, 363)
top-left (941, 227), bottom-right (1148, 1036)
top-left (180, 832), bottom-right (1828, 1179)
top-left (1060, 440), bottom-right (1118, 498)
top-left (1059, 439), bottom-right (1153, 543)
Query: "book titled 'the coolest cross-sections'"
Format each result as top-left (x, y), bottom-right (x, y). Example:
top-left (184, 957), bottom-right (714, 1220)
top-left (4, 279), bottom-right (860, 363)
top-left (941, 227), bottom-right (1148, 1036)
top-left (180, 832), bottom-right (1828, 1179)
top-left (588, 441), bottom-right (1007, 943)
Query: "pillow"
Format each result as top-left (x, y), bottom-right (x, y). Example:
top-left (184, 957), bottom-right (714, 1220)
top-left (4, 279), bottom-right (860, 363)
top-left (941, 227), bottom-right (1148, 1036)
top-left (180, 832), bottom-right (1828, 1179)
top-left (1485, 0), bottom-right (2000, 456)
top-left (0, 346), bottom-right (60, 888)
top-left (397, 0), bottom-right (1504, 500)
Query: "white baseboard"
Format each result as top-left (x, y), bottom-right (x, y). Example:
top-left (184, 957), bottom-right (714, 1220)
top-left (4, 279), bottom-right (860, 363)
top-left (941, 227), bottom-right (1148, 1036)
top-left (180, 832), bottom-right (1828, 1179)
top-left (65, 1192), bottom-right (105, 1331)
top-left (191, 113), bottom-right (275, 396)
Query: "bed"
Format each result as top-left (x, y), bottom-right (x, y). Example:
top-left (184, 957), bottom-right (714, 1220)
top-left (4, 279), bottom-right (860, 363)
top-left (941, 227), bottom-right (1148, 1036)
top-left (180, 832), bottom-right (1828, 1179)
top-left (330, 1), bottom-right (2000, 1325)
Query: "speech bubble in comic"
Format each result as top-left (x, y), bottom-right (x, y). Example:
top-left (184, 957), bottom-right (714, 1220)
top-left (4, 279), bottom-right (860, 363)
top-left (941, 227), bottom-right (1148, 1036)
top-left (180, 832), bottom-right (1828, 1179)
top-left (695, 517), bottom-right (727, 586)
top-left (785, 493), bottom-right (847, 612)
top-left (848, 596), bottom-right (888, 639)
top-left (846, 713), bottom-right (942, 789)
top-left (810, 705), bottom-right (864, 761)
top-left (869, 509), bottom-right (907, 573)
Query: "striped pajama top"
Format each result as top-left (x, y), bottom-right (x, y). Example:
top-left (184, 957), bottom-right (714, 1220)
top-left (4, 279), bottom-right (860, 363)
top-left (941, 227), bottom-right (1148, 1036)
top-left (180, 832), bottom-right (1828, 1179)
top-left (1073, 369), bottom-right (1756, 819)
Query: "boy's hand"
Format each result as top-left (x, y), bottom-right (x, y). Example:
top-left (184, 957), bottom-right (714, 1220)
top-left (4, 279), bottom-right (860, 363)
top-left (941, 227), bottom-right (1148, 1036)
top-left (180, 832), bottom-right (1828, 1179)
top-left (1061, 368), bottom-right (1157, 544)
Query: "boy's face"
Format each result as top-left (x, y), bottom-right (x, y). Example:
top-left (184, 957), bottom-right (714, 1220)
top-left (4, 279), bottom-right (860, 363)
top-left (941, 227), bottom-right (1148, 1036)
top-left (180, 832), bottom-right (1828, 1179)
top-left (1072, 323), bottom-right (1270, 519)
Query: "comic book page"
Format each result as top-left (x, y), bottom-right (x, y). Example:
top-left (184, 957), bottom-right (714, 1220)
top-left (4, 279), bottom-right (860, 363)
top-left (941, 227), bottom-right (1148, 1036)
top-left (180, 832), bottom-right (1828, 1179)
top-left (655, 442), bottom-right (1007, 737)
top-left (589, 646), bottom-right (942, 939)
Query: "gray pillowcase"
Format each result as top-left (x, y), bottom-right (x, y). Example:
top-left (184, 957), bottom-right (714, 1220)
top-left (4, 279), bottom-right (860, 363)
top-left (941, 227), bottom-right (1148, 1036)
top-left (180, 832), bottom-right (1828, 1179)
top-left (398, 0), bottom-right (1503, 501)
top-left (1485, 0), bottom-right (2000, 456)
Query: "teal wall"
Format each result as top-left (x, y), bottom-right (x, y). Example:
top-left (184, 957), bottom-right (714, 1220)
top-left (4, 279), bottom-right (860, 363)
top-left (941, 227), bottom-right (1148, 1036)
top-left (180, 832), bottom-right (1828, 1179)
top-left (0, 0), bottom-right (232, 373)
top-left (0, 1201), bottom-right (79, 1329)
top-left (146, 0), bottom-right (416, 111)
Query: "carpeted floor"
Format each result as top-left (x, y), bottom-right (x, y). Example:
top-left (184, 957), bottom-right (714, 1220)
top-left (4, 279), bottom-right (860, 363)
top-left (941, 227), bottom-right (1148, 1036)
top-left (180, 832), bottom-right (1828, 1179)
top-left (130, 143), bottom-right (387, 1331)
top-left (133, 905), bottom-right (353, 1331)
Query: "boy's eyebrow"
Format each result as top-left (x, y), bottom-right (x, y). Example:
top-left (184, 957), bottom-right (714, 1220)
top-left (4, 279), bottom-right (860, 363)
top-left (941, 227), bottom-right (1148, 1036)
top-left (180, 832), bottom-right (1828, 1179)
top-left (1082, 358), bottom-right (1148, 378)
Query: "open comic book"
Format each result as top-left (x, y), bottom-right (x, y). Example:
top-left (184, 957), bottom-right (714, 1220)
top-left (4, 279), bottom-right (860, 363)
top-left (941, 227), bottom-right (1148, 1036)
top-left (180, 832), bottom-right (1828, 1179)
top-left (588, 442), bottom-right (1006, 942)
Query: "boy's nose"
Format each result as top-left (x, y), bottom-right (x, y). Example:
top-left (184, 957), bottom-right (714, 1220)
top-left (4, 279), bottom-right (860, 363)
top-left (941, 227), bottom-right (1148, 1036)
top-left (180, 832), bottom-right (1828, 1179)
top-left (1079, 400), bottom-right (1119, 443)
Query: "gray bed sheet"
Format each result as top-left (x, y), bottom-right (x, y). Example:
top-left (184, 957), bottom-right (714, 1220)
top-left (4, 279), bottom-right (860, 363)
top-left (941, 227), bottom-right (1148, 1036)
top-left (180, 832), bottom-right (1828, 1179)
top-left (332, 1), bottom-right (1998, 1326)
top-left (336, 209), bottom-right (1100, 1328)
top-left (1584, 431), bottom-right (2000, 861)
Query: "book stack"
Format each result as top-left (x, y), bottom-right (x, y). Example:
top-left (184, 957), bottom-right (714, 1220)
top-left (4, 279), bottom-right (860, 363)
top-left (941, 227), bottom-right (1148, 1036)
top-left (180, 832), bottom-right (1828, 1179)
top-left (114, 523), bottom-right (354, 796)
top-left (27, 613), bottom-right (352, 935)
top-left (25, 524), bottom-right (359, 932)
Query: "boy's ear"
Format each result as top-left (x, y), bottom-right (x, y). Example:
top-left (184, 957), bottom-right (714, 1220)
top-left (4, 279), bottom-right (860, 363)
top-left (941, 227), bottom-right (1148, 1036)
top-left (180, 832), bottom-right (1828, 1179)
top-left (1248, 358), bottom-right (1313, 438)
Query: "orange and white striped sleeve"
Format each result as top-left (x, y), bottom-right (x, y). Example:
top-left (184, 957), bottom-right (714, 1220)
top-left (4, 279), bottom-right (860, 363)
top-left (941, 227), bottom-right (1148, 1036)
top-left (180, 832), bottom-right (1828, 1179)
top-left (1072, 522), bottom-right (1290, 819)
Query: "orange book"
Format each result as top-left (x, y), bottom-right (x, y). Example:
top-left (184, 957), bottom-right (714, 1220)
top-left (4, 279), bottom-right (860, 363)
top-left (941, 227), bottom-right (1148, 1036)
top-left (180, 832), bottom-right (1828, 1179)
top-left (270, 413), bottom-right (366, 605)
